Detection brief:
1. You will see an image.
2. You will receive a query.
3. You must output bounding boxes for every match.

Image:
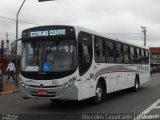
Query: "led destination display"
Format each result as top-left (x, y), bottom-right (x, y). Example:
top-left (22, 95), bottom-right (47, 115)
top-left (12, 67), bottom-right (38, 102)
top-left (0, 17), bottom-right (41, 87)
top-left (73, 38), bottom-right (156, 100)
top-left (22, 26), bottom-right (75, 39)
top-left (30, 29), bottom-right (66, 37)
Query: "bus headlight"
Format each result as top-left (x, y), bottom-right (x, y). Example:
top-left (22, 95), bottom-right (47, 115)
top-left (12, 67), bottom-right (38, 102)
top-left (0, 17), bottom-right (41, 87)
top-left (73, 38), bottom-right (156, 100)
top-left (58, 79), bottom-right (75, 89)
top-left (19, 80), bottom-right (29, 88)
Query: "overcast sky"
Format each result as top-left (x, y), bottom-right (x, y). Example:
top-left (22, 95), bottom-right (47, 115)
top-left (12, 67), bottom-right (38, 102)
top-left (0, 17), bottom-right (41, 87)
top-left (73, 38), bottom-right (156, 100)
top-left (0, 0), bottom-right (160, 47)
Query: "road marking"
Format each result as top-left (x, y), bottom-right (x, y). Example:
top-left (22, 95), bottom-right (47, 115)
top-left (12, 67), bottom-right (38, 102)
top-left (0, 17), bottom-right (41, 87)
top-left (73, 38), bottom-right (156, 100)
top-left (154, 106), bottom-right (160, 109)
top-left (141, 98), bottom-right (160, 114)
top-left (134, 98), bottom-right (160, 120)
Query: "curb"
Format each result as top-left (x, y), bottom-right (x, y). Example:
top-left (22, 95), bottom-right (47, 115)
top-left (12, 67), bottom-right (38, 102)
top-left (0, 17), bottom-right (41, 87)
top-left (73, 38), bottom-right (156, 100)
top-left (0, 89), bottom-right (19, 95)
top-left (0, 89), bottom-right (19, 96)
top-left (0, 86), bottom-right (19, 96)
top-left (0, 74), bottom-right (19, 96)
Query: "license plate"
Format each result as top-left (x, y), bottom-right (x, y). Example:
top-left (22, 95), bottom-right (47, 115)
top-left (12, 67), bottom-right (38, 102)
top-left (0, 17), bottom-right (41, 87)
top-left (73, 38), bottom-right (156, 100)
top-left (37, 90), bottom-right (48, 96)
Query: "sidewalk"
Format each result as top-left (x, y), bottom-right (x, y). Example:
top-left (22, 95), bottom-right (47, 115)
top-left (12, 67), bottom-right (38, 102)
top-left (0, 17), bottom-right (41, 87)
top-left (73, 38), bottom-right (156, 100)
top-left (0, 75), bottom-right (19, 96)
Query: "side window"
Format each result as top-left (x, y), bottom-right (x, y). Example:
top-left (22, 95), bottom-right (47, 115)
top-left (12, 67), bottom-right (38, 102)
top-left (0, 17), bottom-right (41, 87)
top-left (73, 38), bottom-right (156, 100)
top-left (145, 50), bottom-right (149, 64)
top-left (139, 48), bottom-right (142, 64)
top-left (141, 49), bottom-right (145, 64)
top-left (130, 47), bottom-right (135, 63)
top-left (94, 37), bottom-right (105, 62)
top-left (115, 43), bottom-right (122, 63)
top-left (105, 40), bottom-right (114, 63)
top-left (78, 32), bottom-right (93, 76)
top-left (144, 49), bottom-right (146, 64)
top-left (123, 45), bottom-right (129, 63)
top-left (134, 47), bottom-right (140, 64)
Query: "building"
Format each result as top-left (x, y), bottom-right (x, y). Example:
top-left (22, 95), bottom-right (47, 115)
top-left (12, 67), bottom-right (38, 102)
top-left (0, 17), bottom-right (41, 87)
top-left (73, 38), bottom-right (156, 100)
top-left (0, 40), bottom-right (20, 73)
top-left (149, 47), bottom-right (160, 73)
top-left (150, 47), bottom-right (160, 63)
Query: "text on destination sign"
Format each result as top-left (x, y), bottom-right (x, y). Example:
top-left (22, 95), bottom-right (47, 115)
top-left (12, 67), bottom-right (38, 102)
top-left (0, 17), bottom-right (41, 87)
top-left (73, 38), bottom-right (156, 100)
top-left (30, 29), bottom-right (66, 37)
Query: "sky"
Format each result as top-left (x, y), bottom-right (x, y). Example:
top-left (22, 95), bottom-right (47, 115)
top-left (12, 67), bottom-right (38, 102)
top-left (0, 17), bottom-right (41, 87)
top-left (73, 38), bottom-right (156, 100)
top-left (0, 0), bottom-right (160, 48)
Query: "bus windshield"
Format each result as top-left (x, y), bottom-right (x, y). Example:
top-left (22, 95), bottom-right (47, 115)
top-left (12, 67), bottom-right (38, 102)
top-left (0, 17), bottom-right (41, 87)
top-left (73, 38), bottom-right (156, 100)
top-left (21, 39), bottom-right (77, 72)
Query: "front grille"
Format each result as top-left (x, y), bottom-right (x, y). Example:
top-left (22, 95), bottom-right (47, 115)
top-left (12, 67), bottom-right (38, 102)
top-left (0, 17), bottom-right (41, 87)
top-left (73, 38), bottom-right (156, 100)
top-left (31, 94), bottom-right (56, 97)
top-left (29, 85), bottom-right (58, 88)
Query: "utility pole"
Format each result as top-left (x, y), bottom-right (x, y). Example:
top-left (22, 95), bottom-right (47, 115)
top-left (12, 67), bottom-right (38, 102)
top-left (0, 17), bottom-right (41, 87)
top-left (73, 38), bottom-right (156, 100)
top-left (141, 26), bottom-right (146, 46)
top-left (16, 0), bottom-right (26, 40)
top-left (6, 32), bottom-right (9, 55)
top-left (16, 0), bottom-right (26, 55)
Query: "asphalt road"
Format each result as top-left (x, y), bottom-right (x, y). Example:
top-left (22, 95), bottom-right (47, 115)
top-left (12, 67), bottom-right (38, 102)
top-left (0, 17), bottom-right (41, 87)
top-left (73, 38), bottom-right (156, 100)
top-left (0, 74), bottom-right (160, 120)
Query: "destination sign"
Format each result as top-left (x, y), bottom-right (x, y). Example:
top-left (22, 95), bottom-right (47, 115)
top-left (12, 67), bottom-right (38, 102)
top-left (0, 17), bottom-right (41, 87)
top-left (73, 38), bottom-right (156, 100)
top-left (30, 29), bottom-right (66, 37)
top-left (22, 26), bottom-right (76, 40)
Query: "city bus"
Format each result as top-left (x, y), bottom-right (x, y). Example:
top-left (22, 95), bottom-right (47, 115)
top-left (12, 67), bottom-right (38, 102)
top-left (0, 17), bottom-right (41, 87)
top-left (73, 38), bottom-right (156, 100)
top-left (19, 25), bottom-right (150, 104)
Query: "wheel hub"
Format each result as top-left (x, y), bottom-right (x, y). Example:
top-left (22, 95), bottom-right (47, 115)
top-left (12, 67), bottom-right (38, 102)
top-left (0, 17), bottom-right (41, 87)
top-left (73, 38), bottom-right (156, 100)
top-left (96, 87), bottom-right (102, 101)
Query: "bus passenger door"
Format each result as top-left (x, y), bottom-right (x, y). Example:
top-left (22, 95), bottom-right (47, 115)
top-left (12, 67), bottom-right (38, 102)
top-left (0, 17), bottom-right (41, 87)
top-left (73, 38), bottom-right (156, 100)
top-left (78, 31), bottom-right (94, 99)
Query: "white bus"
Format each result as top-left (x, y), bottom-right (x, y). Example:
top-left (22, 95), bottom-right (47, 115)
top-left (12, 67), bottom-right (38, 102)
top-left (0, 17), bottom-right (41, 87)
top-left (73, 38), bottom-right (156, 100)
top-left (19, 25), bottom-right (150, 104)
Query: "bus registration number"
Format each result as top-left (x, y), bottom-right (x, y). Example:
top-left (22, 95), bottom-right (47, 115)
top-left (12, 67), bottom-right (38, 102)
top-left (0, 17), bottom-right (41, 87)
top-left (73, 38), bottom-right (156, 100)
top-left (38, 90), bottom-right (48, 96)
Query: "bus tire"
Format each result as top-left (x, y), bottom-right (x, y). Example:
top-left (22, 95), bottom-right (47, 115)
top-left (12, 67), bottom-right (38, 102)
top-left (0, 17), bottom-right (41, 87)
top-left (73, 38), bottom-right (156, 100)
top-left (133, 76), bottom-right (140, 92)
top-left (93, 81), bottom-right (104, 105)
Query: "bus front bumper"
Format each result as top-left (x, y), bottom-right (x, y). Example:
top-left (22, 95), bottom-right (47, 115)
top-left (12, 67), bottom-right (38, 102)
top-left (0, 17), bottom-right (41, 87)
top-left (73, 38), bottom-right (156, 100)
top-left (20, 84), bottom-right (79, 100)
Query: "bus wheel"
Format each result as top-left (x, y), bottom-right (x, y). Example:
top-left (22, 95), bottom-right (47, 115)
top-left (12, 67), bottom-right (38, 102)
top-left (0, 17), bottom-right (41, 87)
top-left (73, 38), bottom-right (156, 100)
top-left (133, 76), bottom-right (140, 92)
top-left (93, 81), bottom-right (104, 104)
